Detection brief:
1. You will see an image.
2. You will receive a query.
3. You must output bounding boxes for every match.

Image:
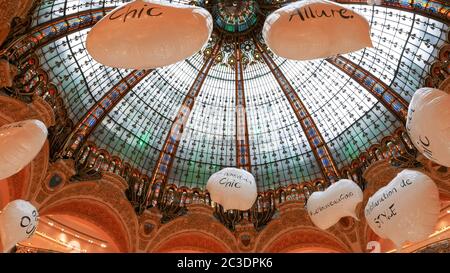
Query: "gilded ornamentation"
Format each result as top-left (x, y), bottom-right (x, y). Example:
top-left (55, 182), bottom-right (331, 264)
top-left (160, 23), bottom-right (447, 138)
top-left (259, 227), bottom-right (351, 253)
top-left (37, 179), bottom-right (139, 252)
top-left (146, 204), bottom-right (239, 253)
top-left (414, 239), bottom-right (450, 253)
top-left (0, 1), bottom-right (21, 45)
top-left (424, 36), bottom-right (449, 89)
top-left (254, 201), bottom-right (352, 252)
top-left (0, 93), bottom-right (54, 128)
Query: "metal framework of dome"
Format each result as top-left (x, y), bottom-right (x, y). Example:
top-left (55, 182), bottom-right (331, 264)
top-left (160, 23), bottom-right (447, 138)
top-left (4, 0), bottom-right (448, 213)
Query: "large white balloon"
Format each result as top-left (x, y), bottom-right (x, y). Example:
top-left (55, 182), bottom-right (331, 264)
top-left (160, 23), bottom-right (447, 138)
top-left (365, 170), bottom-right (440, 249)
top-left (206, 168), bottom-right (257, 211)
top-left (262, 0), bottom-right (372, 61)
top-left (406, 87), bottom-right (450, 167)
top-left (306, 179), bottom-right (363, 230)
top-left (86, 0), bottom-right (213, 69)
top-left (0, 200), bottom-right (39, 252)
top-left (0, 119), bottom-right (48, 180)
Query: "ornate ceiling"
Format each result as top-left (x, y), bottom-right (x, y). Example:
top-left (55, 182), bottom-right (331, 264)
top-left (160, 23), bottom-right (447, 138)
top-left (25, 0), bottom-right (449, 191)
top-left (210, 0), bottom-right (260, 33)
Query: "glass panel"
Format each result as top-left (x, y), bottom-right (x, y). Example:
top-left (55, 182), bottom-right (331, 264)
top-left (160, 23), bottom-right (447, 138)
top-left (36, 29), bottom-right (129, 122)
top-left (88, 52), bottom-right (204, 173)
top-left (344, 5), bottom-right (447, 102)
top-left (168, 50), bottom-right (237, 189)
top-left (29, 1), bottom-right (448, 190)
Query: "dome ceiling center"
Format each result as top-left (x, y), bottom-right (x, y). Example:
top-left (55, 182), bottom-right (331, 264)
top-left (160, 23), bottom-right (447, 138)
top-left (209, 0), bottom-right (259, 34)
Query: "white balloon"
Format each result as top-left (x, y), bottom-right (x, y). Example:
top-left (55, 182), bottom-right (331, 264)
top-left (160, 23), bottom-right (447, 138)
top-left (86, 0), bottom-right (213, 69)
top-left (364, 170), bottom-right (440, 249)
top-left (206, 168), bottom-right (257, 211)
top-left (262, 0), bottom-right (372, 61)
top-left (406, 87), bottom-right (450, 167)
top-left (0, 119), bottom-right (48, 180)
top-left (0, 200), bottom-right (39, 252)
top-left (306, 179), bottom-right (363, 230)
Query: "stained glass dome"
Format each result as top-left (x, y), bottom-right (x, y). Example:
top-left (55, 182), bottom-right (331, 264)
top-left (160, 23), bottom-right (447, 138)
top-left (25, 0), bottom-right (448, 194)
top-left (211, 0), bottom-right (259, 33)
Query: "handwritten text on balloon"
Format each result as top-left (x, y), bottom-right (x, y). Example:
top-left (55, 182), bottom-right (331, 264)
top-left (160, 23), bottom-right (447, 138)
top-left (366, 179), bottom-right (416, 229)
top-left (108, 4), bottom-right (163, 23)
top-left (289, 7), bottom-right (354, 22)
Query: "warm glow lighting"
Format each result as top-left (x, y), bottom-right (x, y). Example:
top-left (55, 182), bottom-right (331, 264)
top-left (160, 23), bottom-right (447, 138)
top-left (386, 225), bottom-right (450, 253)
top-left (428, 225), bottom-right (450, 238)
top-left (35, 231), bottom-right (83, 252)
top-left (59, 233), bottom-right (67, 243)
top-left (42, 218), bottom-right (108, 248)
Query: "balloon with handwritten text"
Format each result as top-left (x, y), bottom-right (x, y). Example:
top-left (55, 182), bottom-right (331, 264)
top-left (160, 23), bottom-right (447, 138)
top-left (0, 200), bottom-right (39, 252)
top-left (0, 119), bottom-right (48, 180)
top-left (206, 168), bottom-right (257, 211)
top-left (306, 179), bottom-right (363, 230)
top-left (86, 0), bottom-right (213, 69)
top-left (262, 0), bottom-right (372, 61)
top-left (406, 87), bottom-right (450, 167)
top-left (364, 170), bottom-right (440, 249)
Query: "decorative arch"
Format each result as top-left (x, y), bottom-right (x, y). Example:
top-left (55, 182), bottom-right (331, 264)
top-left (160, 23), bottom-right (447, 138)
top-left (152, 231), bottom-right (234, 253)
top-left (260, 227), bottom-right (351, 253)
top-left (37, 179), bottom-right (139, 252)
top-left (254, 201), bottom-right (353, 252)
top-left (146, 205), bottom-right (238, 253)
